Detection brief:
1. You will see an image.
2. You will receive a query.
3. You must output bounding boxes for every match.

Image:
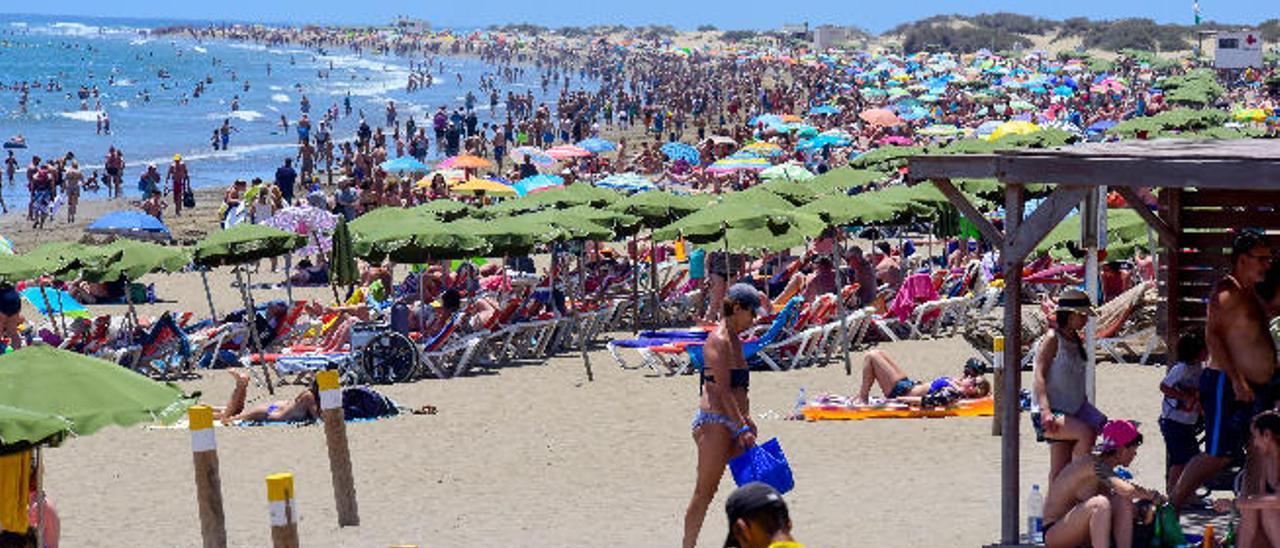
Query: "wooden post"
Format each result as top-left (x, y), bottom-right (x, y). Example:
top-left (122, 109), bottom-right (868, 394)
top-left (577, 245), bottom-right (594, 382)
top-left (266, 473), bottom-right (300, 548)
top-left (283, 254), bottom-right (294, 305)
top-left (316, 370), bottom-right (359, 526)
top-left (200, 268), bottom-right (219, 321)
top-left (1000, 184), bottom-right (1026, 545)
top-left (189, 405), bottom-right (228, 548)
top-left (990, 336), bottom-right (1005, 436)
top-left (630, 231), bottom-right (640, 333)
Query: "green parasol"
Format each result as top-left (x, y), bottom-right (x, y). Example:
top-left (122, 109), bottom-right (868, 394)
top-left (515, 210), bottom-right (614, 242)
top-left (354, 218), bottom-right (488, 263)
top-left (329, 216), bottom-right (359, 288)
top-left (450, 217), bottom-right (551, 256)
top-left (0, 346), bottom-right (191, 444)
top-left (759, 178), bottom-right (820, 205)
top-left (24, 242), bottom-right (123, 279)
top-left (346, 206), bottom-right (418, 238)
top-left (0, 255), bottom-right (40, 284)
top-left (686, 210), bottom-right (828, 254)
top-left (799, 193), bottom-right (901, 226)
top-left (1038, 208), bottom-right (1149, 260)
top-left (561, 205), bottom-right (642, 238)
top-left (193, 224), bottom-right (307, 267)
top-left (0, 404), bottom-right (71, 449)
top-left (607, 191), bottom-right (704, 228)
top-left (805, 168), bottom-right (887, 196)
top-left (79, 240), bottom-right (190, 283)
top-left (411, 199), bottom-right (473, 221)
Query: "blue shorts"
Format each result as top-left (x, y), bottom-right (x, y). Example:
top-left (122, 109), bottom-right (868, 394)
top-left (1159, 418), bottom-right (1201, 466)
top-left (888, 378), bottom-right (918, 399)
top-left (1201, 368), bottom-right (1251, 458)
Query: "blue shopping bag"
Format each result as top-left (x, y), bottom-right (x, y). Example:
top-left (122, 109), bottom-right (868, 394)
top-left (728, 438), bottom-right (794, 494)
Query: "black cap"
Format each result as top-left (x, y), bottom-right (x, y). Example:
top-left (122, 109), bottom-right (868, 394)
top-left (724, 482), bottom-right (786, 547)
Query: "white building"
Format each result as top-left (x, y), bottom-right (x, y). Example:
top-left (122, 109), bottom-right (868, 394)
top-left (1214, 30), bottom-right (1264, 69)
top-left (813, 25), bottom-right (854, 51)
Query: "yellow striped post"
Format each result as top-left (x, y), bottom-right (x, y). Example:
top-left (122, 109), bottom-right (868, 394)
top-left (992, 336), bottom-right (1005, 436)
top-left (317, 370), bottom-right (359, 526)
top-left (189, 405), bottom-right (227, 548)
top-left (266, 473), bottom-right (299, 548)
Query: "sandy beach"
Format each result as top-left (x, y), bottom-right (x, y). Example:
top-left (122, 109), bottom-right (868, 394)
top-left (24, 261), bottom-right (1169, 546)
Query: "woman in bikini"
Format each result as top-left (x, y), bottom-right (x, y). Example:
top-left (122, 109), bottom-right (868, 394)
top-left (852, 349), bottom-right (990, 405)
top-left (214, 370), bottom-right (319, 424)
top-left (1233, 411), bottom-right (1280, 547)
top-left (683, 283), bottom-right (767, 548)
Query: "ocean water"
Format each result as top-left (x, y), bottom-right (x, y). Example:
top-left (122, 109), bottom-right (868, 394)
top-left (0, 14), bottom-right (563, 208)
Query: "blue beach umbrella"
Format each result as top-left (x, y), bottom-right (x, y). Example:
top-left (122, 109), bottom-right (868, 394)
top-left (514, 174), bottom-right (564, 197)
top-left (86, 211), bottom-right (171, 241)
top-left (379, 156), bottom-right (431, 173)
top-left (576, 137), bottom-right (618, 153)
top-left (660, 142), bottom-right (700, 164)
top-left (807, 105), bottom-right (841, 116)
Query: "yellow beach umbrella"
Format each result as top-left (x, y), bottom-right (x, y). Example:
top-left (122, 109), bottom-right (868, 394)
top-left (987, 120), bottom-right (1040, 141)
top-left (452, 178), bottom-right (517, 197)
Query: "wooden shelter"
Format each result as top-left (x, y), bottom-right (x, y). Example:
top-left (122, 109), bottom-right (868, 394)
top-left (908, 138), bottom-right (1280, 545)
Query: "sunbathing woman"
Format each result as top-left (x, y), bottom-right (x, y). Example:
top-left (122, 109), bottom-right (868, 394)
top-left (683, 284), bottom-right (768, 548)
top-left (852, 349), bottom-right (990, 405)
top-left (214, 369), bottom-right (319, 424)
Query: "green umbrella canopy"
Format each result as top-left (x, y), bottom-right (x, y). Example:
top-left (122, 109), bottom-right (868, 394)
top-left (607, 191), bottom-right (704, 228)
top-left (654, 189), bottom-right (793, 241)
top-left (354, 217), bottom-right (488, 263)
top-left (667, 209), bottom-right (827, 253)
top-left (514, 210), bottom-right (615, 242)
top-left (805, 167), bottom-right (887, 195)
top-left (24, 242), bottom-right (123, 276)
top-left (193, 223), bottom-right (307, 267)
top-left (564, 182), bottom-right (620, 206)
top-left (450, 217), bottom-right (552, 256)
top-left (0, 404), bottom-right (71, 450)
top-left (0, 346), bottom-right (190, 444)
top-left (329, 216), bottom-right (359, 287)
top-left (80, 240), bottom-right (190, 283)
top-left (1037, 208), bottom-right (1149, 259)
top-left (411, 199), bottom-right (472, 221)
top-left (759, 178), bottom-right (820, 206)
top-left (0, 256), bottom-right (41, 285)
top-left (799, 193), bottom-right (901, 226)
top-left (561, 205), bottom-right (642, 237)
top-left (347, 206), bottom-right (419, 238)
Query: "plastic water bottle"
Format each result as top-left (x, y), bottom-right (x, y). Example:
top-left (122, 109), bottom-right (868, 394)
top-left (1026, 484), bottom-right (1044, 543)
top-left (792, 388), bottom-right (807, 419)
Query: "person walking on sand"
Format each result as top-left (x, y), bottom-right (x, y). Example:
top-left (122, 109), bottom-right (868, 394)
top-left (1172, 230), bottom-right (1278, 508)
top-left (683, 284), bottom-right (767, 548)
top-left (64, 161), bottom-right (82, 223)
top-left (165, 154), bottom-right (189, 217)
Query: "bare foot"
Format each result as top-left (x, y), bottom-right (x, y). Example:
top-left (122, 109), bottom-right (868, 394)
top-left (227, 368), bottom-right (250, 385)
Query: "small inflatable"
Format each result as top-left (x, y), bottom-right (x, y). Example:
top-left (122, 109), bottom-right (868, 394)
top-left (3, 135), bottom-right (26, 149)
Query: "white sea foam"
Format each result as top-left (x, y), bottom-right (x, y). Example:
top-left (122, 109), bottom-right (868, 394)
top-left (206, 110), bottom-right (264, 122)
top-left (192, 46), bottom-right (208, 54)
top-left (268, 85), bottom-right (284, 91)
top-left (271, 93), bottom-right (290, 103)
top-left (57, 110), bottom-right (103, 122)
top-left (114, 101), bottom-right (129, 109)
top-left (134, 142), bottom-right (297, 167)
top-left (111, 78), bottom-right (133, 87)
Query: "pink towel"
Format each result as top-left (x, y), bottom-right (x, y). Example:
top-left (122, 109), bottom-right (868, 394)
top-left (890, 273), bottom-right (939, 322)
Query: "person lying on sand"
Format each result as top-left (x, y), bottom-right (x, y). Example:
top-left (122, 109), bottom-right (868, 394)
top-left (213, 369), bottom-right (319, 424)
top-left (852, 349), bottom-right (989, 405)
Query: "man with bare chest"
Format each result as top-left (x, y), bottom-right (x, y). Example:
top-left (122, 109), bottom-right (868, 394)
top-left (1173, 230), bottom-right (1278, 507)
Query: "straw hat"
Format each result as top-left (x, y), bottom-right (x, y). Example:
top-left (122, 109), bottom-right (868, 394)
top-left (1055, 288), bottom-right (1096, 316)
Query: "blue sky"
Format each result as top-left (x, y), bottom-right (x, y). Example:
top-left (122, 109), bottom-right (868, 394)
top-left (11, 0), bottom-right (1276, 33)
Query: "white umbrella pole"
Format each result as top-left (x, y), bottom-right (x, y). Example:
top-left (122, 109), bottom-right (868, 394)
top-left (36, 282), bottom-right (61, 338)
top-left (124, 276), bottom-right (138, 346)
top-left (834, 230), bottom-right (851, 375)
top-left (283, 253), bottom-right (294, 304)
top-left (578, 243), bottom-right (593, 382)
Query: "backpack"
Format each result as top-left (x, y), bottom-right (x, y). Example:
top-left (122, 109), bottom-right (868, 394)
top-left (341, 386), bottom-right (398, 420)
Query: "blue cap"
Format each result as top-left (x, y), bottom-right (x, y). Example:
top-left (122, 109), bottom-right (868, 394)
top-left (726, 283), bottom-right (768, 317)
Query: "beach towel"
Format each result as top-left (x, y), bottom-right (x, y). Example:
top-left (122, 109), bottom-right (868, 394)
top-left (800, 395), bottom-right (994, 421)
top-left (889, 272), bottom-right (939, 322)
top-left (19, 287), bottom-right (90, 320)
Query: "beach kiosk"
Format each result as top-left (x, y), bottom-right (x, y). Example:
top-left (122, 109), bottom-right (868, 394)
top-left (908, 138), bottom-right (1280, 545)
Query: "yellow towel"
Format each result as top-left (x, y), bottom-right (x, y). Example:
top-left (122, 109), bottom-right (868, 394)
top-left (0, 450), bottom-right (31, 534)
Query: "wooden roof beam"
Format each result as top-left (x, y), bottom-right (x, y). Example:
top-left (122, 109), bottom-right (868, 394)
top-left (1113, 186), bottom-right (1176, 246)
top-left (1007, 184), bottom-right (1091, 261)
top-left (931, 178), bottom-right (1004, 248)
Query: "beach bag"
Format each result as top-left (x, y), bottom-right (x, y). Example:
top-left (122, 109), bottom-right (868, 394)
top-left (729, 438), bottom-right (794, 494)
top-left (341, 386), bottom-right (398, 420)
top-left (183, 185), bottom-right (196, 208)
top-left (1147, 502), bottom-right (1187, 547)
